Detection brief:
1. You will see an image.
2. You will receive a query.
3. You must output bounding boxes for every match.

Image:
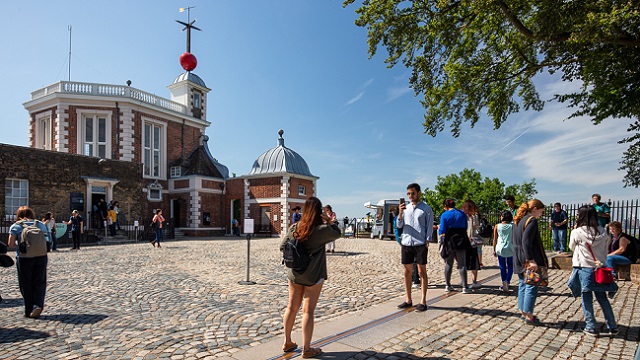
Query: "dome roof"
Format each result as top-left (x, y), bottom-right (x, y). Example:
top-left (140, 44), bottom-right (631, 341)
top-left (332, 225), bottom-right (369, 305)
top-left (173, 71), bottom-right (207, 88)
top-left (249, 130), bottom-right (315, 177)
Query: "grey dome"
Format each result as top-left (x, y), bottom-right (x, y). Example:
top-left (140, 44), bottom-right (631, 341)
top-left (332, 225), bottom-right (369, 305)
top-left (249, 130), bottom-right (315, 177)
top-left (173, 72), bottom-right (207, 88)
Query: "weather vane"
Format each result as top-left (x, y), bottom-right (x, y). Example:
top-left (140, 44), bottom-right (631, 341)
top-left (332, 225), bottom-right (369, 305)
top-left (176, 6), bottom-right (201, 72)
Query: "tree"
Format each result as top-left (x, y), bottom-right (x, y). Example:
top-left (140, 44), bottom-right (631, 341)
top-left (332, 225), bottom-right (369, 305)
top-left (421, 168), bottom-right (536, 216)
top-left (344, 0), bottom-right (640, 187)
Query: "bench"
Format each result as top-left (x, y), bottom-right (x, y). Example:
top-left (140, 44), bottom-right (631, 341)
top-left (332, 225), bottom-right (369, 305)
top-left (551, 253), bottom-right (640, 285)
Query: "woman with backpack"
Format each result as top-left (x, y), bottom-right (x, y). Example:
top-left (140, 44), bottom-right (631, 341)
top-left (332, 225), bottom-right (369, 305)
top-left (493, 210), bottom-right (514, 293)
top-left (151, 209), bottom-right (165, 248)
top-left (42, 212), bottom-right (56, 252)
top-left (461, 200), bottom-right (482, 289)
top-left (280, 197), bottom-right (341, 358)
top-left (606, 221), bottom-right (638, 279)
top-left (7, 206), bottom-right (50, 318)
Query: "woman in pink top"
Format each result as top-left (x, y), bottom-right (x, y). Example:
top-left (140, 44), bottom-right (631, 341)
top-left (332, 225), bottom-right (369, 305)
top-left (152, 209), bottom-right (165, 248)
top-left (324, 205), bottom-right (337, 253)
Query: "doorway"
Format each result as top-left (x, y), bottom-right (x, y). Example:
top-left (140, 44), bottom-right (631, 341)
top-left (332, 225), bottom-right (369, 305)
top-left (171, 199), bottom-right (182, 228)
top-left (231, 199), bottom-right (241, 235)
top-left (91, 193), bottom-right (106, 229)
top-left (259, 206), bottom-right (271, 233)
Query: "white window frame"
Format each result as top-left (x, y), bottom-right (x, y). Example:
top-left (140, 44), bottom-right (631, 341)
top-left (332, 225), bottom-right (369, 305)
top-left (170, 166), bottom-right (182, 178)
top-left (76, 110), bottom-right (112, 159)
top-left (147, 180), bottom-right (163, 201)
top-left (142, 119), bottom-right (166, 180)
top-left (298, 185), bottom-right (306, 196)
top-left (4, 179), bottom-right (28, 220)
top-left (35, 111), bottom-right (52, 150)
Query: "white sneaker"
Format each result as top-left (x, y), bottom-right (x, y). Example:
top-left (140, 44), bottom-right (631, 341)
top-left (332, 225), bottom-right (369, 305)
top-left (412, 283), bottom-right (421, 289)
top-left (445, 286), bottom-right (455, 293)
top-left (470, 282), bottom-right (481, 289)
top-left (462, 287), bottom-right (472, 294)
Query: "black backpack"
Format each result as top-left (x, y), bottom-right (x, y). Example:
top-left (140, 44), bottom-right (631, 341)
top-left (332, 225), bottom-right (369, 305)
top-left (622, 232), bottom-right (640, 263)
top-left (478, 217), bottom-right (493, 238)
top-left (282, 230), bottom-right (311, 272)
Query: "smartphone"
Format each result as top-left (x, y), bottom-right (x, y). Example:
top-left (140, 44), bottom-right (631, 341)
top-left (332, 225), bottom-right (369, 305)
top-left (399, 198), bottom-right (405, 205)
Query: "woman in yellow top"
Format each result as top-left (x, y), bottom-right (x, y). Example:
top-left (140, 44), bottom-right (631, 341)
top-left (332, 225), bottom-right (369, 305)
top-left (280, 197), bottom-right (341, 358)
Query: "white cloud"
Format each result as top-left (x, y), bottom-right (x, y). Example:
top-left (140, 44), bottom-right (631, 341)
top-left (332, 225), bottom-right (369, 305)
top-left (345, 91), bottom-right (365, 106)
top-left (385, 86), bottom-right (412, 103)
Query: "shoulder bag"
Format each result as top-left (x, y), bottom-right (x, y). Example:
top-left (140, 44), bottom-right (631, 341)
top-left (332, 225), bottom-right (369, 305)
top-left (586, 243), bottom-right (615, 284)
top-left (523, 216), bottom-right (548, 286)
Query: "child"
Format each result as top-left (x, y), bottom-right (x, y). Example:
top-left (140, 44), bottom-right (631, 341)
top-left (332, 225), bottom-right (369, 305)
top-left (493, 210), bottom-right (514, 293)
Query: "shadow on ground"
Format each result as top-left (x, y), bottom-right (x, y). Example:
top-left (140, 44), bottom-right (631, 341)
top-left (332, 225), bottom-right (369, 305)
top-left (0, 327), bottom-right (50, 343)
top-left (39, 313), bottom-right (108, 325)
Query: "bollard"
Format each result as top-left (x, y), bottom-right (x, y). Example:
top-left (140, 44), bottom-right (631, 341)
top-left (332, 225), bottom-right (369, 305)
top-left (238, 234), bottom-right (256, 285)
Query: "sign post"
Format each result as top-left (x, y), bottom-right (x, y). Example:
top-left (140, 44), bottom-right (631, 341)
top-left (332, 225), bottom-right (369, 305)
top-left (239, 219), bottom-right (256, 285)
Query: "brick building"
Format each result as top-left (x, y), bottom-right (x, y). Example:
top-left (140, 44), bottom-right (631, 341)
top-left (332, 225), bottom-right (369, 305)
top-left (225, 130), bottom-right (317, 235)
top-left (1, 19), bottom-right (316, 237)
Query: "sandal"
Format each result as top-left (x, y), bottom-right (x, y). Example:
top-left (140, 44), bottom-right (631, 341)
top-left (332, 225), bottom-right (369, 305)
top-left (282, 342), bottom-right (297, 353)
top-left (523, 316), bottom-right (542, 325)
top-left (302, 347), bottom-right (322, 358)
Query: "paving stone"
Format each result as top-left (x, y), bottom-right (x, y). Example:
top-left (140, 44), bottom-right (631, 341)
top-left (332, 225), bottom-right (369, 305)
top-left (1, 240), bottom-right (639, 359)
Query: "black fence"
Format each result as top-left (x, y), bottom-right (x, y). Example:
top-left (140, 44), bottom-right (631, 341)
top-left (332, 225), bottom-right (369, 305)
top-left (0, 216), bottom-right (175, 248)
top-left (482, 199), bottom-right (640, 250)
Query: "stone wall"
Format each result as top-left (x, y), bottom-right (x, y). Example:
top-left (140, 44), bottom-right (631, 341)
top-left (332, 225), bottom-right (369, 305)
top-left (0, 143), bottom-right (143, 224)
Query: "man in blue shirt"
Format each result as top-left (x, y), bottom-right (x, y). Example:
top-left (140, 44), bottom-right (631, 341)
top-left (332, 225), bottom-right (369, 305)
top-left (549, 202), bottom-right (568, 252)
top-left (592, 194), bottom-right (611, 228)
top-left (291, 206), bottom-right (301, 224)
top-left (438, 199), bottom-right (470, 293)
top-left (396, 183), bottom-right (434, 312)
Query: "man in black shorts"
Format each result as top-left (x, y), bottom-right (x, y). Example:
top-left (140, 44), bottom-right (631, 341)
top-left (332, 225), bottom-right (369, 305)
top-left (396, 183), bottom-right (434, 312)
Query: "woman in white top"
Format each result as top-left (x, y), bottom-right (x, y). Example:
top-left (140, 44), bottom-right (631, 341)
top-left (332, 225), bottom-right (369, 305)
top-left (568, 205), bottom-right (618, 337)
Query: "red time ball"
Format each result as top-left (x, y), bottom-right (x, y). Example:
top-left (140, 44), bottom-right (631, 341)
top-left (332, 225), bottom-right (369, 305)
top-left (180, 52), bottom-right (197, 71)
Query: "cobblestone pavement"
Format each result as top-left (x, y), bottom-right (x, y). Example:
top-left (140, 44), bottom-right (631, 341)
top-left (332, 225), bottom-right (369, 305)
top-left (0, 237), bottom-right (638, 359)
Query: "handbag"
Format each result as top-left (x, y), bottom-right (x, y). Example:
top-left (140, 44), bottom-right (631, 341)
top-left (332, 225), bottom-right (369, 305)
top-left (522, 216), bottom-right (549, 286)
top-left (471, 236), bottom-right (484, 248)
top-left (524, 260), bottom-right (548, 286)
top-left (586, 243), bottom-right (615, 284)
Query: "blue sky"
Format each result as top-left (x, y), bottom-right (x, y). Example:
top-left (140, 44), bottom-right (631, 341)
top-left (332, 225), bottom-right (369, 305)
top-left (1, 1), bottom-right (637, 219)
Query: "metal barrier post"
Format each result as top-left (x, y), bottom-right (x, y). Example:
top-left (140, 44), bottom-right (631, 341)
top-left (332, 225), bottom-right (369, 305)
top-left (238, 234), bottom-right (256, 285)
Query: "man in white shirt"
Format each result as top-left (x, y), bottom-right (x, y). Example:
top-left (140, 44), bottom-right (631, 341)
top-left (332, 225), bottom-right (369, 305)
top-left (396, 183), bottom-right (434, 312)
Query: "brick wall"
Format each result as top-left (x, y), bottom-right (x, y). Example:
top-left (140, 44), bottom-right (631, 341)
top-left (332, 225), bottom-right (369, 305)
top-left (289, 178), bottom-right (314, 198)
top-left (248, 177), bottom-right (282, 199)
top-left (0, 143), bottom-right (143, 223)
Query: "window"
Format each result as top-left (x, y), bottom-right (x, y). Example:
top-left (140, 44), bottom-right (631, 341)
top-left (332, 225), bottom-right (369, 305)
top-left (143, 122), bottom-right (165, 178)
top-left (147, 180), bottom-right (163, 201)
top-left (193, 92), bottom-right (201, 109)
top-left (79, 113), bottom-right (110, 158)
top-left (170, 166), bottom-right (182, 178)
top-left (5, 179), bottom-right (28, 218)
top-left (298, 185), bottom-right (306, 196)
top-left (36, 115), bottom-right (52, 150)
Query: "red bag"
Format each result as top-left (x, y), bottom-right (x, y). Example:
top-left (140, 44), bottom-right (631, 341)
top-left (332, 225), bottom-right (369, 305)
top-left (586, 243), bottom-right (615, 284)
top-left (594, 267), bottom-right (615, 284)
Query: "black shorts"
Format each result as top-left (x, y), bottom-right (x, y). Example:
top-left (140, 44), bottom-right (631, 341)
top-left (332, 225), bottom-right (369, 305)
top-left (401, 244), bottom-right (428, 265)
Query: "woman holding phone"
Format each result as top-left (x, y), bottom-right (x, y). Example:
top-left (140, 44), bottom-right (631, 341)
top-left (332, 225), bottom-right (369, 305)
top-left (280, 197), bottom-right (341, 358)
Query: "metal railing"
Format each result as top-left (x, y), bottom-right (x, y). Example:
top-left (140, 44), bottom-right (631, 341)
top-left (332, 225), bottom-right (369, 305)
top-left (481, 199), bottom-right (640, 250)
top-left (0, 217), bottom-right (175, 248)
